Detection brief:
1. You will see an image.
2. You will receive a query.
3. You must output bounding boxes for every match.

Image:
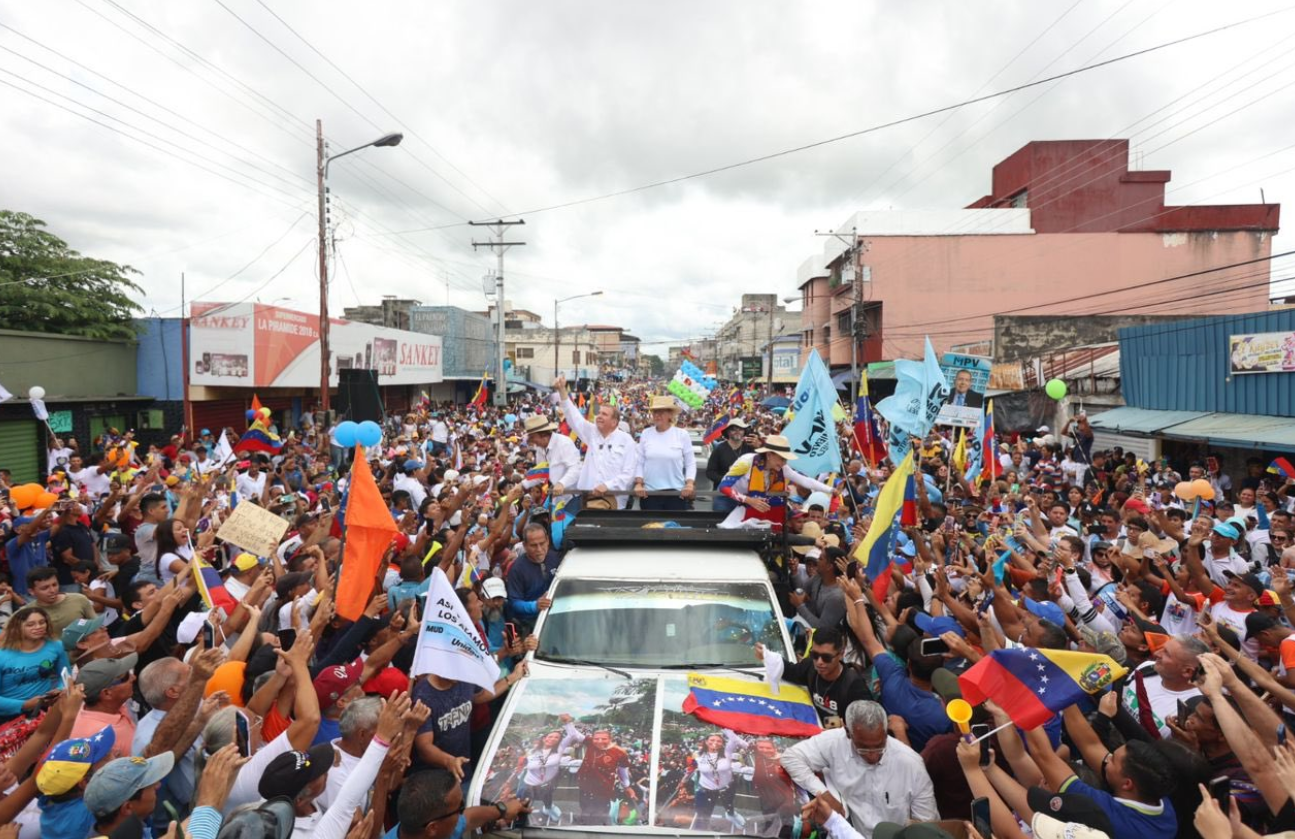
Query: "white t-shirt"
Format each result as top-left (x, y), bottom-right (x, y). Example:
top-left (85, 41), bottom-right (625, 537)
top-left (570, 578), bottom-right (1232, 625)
top-left (47, 447), bottom-right (74, 473)
top-left (1210, 600), bottom-right (1259, 659)
top-left (235, 472), bottom-right (266, 501)
top-left (72, 467), bottom-right (112, 498)
top-left (431, 421), bottom-right (449, 443)
top-left (90, 579), bottom-right (119, 626)
top-left (1160, 590), bottom-right (1203, 637)
top-left (1121, 667), bottom-right (1201, 738)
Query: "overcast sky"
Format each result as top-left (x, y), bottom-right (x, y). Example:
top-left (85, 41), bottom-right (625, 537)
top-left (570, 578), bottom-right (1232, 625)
top-left (5, 0), bottom-right (1295, 356)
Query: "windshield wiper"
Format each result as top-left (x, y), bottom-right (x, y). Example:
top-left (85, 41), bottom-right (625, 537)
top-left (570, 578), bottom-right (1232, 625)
top-left (539, 656), bottom-right (633, 679)
top-left (658, 663), bottom-right (764, 680)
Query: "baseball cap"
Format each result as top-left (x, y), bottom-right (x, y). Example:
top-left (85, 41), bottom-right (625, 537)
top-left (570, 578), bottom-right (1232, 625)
top-left (481, 577), bottom-right (507, 600)
top-left (76, 653), bottom-right (139, 697)
top-left (402, 459), bottom-right (424, 472)
top-left (1257, 589), bottom-right (1282, 607)
top-left (1212, 522), bottom-right (1242, 541)
top-left (63, 614), bottom-right (106, 651)
top-left (361, 666), bottom-right (409, 699)
top-left (214, 798), bottom-right (296, 839)
top-left (803, 491), bottom-right (831, 511)
top-left (274, 571), bottom-right (313, 599)
top-left (257, 744), bottom-right (335, 800)
top-left (1223, 570), bottom-right (1265, 597)
top-left (1022, 597), bottom-right (1066, 628)
top-left (234, 552), bottom-right (261, 572)
top-left (200, 429), bottom-right (212, 436)
top-left (1246, 611), bottom-right (1281, 641)
top-left (84, 754), bottom-right (175, 818)
top-left (1027, 787), bottom-right (1115, 836)
top-left (915, 612), bottom-right (966, 639)
top-left (1078, 626), bottom-right (1128, 665)
top-left (313, 659), bottom-right (363, 710)
top-left (104, 533), bottom-right (134, 554)
top-left (1130, 615), bottom-right (1171, 653)
top-left (37, 726), bottom-right (117, 795)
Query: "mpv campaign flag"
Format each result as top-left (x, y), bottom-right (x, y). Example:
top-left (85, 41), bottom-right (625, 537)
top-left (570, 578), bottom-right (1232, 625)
top-left (876, 338), bottom-right (949, 452)
top-left (781, 349), bottom-right (842, 478)
top-left (411, 566), bottom-right (501, 692)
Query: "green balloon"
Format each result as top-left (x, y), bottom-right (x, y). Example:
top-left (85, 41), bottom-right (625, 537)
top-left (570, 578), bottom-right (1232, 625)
top-left (1045, 379), bottom-right (1067, 400)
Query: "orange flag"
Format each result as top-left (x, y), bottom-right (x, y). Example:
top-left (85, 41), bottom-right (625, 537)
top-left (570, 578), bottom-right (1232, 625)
top-left (336, 447), bottom-right (399, 621)
top-left (250, 394), bottom-right (263, 414)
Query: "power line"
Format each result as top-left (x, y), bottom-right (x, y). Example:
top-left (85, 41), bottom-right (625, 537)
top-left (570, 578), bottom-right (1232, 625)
top-left (495, 9), bottom-right (1290, 220)
top-left (249, 0), bottom-right (514, 219)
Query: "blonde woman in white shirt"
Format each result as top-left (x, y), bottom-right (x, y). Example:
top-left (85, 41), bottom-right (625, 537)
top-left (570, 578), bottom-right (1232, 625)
top-left (633, 395), bottom-right (696, 512)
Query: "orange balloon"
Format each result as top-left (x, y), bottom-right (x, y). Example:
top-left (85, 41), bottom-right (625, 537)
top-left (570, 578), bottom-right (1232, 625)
top-left (1173, 481), bottom-right (1196, 501)
top-left (35, 491), bottom-right (60, 509)
top-left (1192, 478), bottom-right (1215, 501)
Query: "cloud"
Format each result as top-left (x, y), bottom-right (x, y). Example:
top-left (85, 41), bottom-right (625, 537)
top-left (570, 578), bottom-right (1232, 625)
top-left (4, 0), bottom-right (1294, 347)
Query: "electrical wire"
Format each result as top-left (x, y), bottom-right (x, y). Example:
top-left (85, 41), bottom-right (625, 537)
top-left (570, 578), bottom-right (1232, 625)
top-left (490, 9), bottom-right (1291, 221)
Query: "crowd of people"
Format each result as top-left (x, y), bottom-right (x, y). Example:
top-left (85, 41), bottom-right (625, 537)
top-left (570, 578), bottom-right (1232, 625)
top-left (0, 368), bottom-right (1290, 839)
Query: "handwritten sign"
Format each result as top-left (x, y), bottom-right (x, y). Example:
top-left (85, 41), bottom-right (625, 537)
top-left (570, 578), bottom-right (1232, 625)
top-left (215, 501), bottom-right (289, 558)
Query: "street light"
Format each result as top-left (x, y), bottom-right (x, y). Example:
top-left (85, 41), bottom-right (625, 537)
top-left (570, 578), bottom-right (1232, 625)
top-left (554, 290), bottom-right (603, 380)
top-left (316, 122), bottom-right (403, 417)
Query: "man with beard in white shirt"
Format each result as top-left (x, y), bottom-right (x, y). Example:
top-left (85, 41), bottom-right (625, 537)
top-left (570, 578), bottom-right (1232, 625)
top-left (552, 377), bottom-right (636, 509)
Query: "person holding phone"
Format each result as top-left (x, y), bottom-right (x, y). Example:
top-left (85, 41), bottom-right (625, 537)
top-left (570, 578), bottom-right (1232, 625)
top-left (0, 604), bottom-right (68, 719)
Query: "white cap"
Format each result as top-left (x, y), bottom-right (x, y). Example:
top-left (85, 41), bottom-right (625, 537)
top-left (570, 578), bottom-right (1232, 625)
top-left (482, 578), bottom-right (507, 600)
top-left (1036, 425), bottom-right (1051, 433)
top-left (443, 469), bottom-right (460, 482)
top-left (176, 611), bottom-right (212, 646)
top-left (803, 491), bottom-right (831, 512)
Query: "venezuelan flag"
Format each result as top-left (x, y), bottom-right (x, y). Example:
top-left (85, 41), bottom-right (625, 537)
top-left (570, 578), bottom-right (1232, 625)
top-left (682, 673), bottom-right (821, 737)
top-left (982, 400), bottom-right (1001, 481)
top-left (469, 372), bottom-right (489, 408)
top-left (1269, 457), bottom-right (1295, 479)
top-left (703, 415), bottom-right (733, 445)
top-left (854, 449), bottom-right (915, 580)
top-left (959, 648), bottom-right (1126, 730)
top-left (232, 421), bottom-right (282, 455)
top-left (193, 553), bottom-right (239, 615)
top-left (524, 463), bottom-right (550, 483)
top-left (951, 429), bottom-right (967, 474)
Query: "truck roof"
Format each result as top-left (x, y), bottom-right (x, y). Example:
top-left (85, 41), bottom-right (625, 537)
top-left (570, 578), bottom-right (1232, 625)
top-left (556, 545), bottom-right (773, 581)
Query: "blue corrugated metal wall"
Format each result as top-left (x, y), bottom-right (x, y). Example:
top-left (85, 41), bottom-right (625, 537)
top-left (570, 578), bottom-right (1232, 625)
top-left (134, 317), bottom-right (185, 400)
top-left (1119, 309), bottom-right (1295, 416)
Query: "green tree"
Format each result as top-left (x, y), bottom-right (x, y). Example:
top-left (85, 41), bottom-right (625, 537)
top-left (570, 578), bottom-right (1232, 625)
top-left (0, 210), bottom-right (143, 341)
top-left (645, 354), bottom-right (665, 377)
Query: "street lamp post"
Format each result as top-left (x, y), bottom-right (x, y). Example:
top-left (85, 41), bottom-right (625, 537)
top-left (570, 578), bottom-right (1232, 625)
top-left (316, 120), bottom-right (402, 417)
top-left (554, 290), bottom-right (603, 381)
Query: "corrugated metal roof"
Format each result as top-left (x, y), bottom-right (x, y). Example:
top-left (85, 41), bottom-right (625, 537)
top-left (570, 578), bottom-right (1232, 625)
top-left (1088, 407), bottom-right (1208, 435)
top-left (1158, 413), bottom-right (1295, 451)
top-left (1119, 310), bottom-right (1295, 417)
top-left (1042, 344), bottom-right (1120, 381)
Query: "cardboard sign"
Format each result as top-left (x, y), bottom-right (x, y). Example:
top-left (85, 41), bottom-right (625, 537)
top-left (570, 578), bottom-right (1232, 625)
top-left (215, 501), bottom-right (289, 558)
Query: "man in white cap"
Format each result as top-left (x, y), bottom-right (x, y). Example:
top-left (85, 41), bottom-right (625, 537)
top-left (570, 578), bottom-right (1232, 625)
top-left (552, 376), bottom-right (637, 509)
top-left (523, 414), bottom-right (581, 504)
top-left (715, 436), bottom-right (834, 531)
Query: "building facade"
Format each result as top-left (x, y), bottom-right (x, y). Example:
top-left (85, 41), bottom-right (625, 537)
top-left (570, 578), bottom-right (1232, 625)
top-left (410, 305), bottom-right (494, 400)
top-left (713, 293), bottom-right (793, 380)
top-left (797, 140), bottom-right (1280, 370)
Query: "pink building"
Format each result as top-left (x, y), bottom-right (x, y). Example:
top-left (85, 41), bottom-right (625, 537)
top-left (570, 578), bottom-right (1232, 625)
top-left (796, 140), bottom-right (1281, 365)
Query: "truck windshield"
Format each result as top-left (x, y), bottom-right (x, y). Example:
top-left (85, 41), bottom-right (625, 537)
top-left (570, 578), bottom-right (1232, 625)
top-left (537, 579), bottom-right (787, 668)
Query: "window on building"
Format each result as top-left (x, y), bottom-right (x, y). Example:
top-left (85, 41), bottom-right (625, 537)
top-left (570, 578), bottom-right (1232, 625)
top-left (822, 326), bottom-right (831, 344)
top-left (517, 347), bottom-right (534, 359)
top-left (837, 311), bottom-right (853, 333)
top-left (1009, 189), bottom-right (1028, 208)
top-left (572, 350), bottom-right (580, 365)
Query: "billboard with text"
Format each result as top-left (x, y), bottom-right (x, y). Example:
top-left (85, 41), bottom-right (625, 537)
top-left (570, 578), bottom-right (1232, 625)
top-left (190, 302), bottom-right (442, 388)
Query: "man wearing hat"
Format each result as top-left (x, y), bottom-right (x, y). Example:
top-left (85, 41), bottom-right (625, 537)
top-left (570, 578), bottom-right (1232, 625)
top-left (84, 753), bottom-right (175, 839)
top-left (552, 376), bottom-right (637, 510)
top-left (394, 459), bottom-right (430, 508)
top-left (37, 726), bottom-right (117, 839)
top-left (71, 653), bottom-right (140, 748)
top-left (705, 417), bottom-right (756, 514)
top-left (522, 414), bottom-right (581, 504)
top-left (1199, 520), bottom-right (1249, 585)
top-left (715, 436), bottom-right (834, 531)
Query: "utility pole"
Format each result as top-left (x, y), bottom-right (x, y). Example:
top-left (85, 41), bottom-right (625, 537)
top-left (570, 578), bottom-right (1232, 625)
top-left (316, 120), bottom-right (331, 417)
top-left (814, 226), bottom-right (865, 403)
top-left (470, 220), bottom-right (525, 407)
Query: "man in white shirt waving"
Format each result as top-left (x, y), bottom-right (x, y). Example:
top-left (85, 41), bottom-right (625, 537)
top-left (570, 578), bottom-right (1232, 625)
top-left (522, 414), bottom-right (581, 504)
top-left (552, 377), bottom-right (636, 509)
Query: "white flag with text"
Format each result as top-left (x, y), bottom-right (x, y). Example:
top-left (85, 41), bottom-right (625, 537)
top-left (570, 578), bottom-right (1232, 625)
top-left (410, 567), bottom-right (501, 692)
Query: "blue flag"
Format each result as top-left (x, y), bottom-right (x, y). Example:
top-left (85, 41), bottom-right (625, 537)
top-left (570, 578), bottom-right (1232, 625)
top-left (875, 338), bottom-right (950, 453)
top-left (781, 349), bottom-right (843, 478)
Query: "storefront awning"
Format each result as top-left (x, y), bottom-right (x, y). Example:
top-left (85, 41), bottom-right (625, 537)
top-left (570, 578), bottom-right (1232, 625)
top-left (1090, 407), bottom-right (1295, 451)
top-left (1087, 407), bottom-right (1208, 435)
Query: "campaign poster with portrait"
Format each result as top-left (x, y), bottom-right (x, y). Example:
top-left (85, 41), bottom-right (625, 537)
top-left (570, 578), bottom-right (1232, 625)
top-left (655, 677), bottom-right (805, 837)
top-left (477, 677), bottom-right (656, 828)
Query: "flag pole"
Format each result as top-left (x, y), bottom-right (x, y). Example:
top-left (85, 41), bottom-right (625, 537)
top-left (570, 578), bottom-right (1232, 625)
top-left (967, 720), bottom-right (1014, 743)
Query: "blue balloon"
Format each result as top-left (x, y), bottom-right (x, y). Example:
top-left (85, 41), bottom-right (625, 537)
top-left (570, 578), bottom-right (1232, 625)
top-left (335, 421), bottom-right (359, 448)
top-left (504, 413), bottom-right (517, 424)
top-left (357, 420), bottom-right (383, 448)
top-left (246, 409), bottom-right (257, 421)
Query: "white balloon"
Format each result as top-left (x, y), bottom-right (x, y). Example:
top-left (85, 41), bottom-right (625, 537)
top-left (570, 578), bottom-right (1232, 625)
top-left (28, 386), bottom-right (45, 400)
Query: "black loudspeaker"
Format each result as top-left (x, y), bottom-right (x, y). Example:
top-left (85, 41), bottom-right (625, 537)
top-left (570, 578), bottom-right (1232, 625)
top-left (336, 369), bottom-right (383, 423)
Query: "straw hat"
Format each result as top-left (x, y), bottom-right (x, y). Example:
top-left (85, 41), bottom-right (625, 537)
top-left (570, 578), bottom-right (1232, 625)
top-left (522, 415), bottom-right (558, 435)
top-left (755, 435), bottom-right (798, 460)
top-left (648, 395), bottom-right (681, 413)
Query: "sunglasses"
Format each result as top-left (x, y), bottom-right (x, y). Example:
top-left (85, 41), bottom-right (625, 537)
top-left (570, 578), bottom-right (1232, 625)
top-left (809, 651), bottom-right (839, 662)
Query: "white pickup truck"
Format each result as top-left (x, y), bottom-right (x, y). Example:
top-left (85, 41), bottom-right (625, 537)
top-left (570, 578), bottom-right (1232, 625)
top-left (468, 512), bottom-right (815, 837)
